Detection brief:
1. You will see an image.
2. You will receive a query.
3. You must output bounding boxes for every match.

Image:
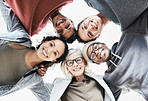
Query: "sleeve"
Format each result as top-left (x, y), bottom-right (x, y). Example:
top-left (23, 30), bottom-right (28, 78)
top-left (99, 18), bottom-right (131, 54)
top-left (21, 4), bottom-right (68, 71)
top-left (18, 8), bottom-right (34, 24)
top-left (0, 0), bottom-right (31, 47)
top-left (44, 82), bottom-right (54, 96)
top-left (29, 79), bottom-right (50, 101)
top-left (105, 81), bottom-right (122, 101)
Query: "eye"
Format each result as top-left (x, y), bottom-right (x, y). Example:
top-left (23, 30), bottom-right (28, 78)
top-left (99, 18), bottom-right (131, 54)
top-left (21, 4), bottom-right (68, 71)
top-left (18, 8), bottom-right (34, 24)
top-left (93, 44), bottom-right (98, 50)
top-left (66, 60), bottom-right (73, 66)
top-left (65, 25), bottom-right (71, 30)
top-left (90, 53), bottom-right (96, 60)
top-left (50, 43), bottom-right (53, 47)
top-left (65, 25), bottom-right (69, 29)
top-left (83, 24), bottom-right (87, 30)
top-left (81, 23), bottom-right (87, 31)
top-left (76, 58), bottom-right (82, 64)
top-left (54, 51), bottom-right (57, 56)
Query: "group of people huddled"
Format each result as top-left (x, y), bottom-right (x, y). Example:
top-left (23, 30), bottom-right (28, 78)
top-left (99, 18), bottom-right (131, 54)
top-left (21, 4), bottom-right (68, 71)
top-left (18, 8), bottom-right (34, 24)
top-left (0, 0), bottom-right (148, 101)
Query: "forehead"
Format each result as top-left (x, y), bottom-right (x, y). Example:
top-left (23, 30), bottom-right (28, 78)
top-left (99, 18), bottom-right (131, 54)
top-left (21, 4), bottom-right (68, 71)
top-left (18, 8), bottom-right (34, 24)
top-left (67, 52), bottom-right (81, 60)
top-left (78, 27), bottom-right (90, 41)
top-left (52, 39), bottom-right (65, 55)
top-left (87, 44), bottom-right (94, 58)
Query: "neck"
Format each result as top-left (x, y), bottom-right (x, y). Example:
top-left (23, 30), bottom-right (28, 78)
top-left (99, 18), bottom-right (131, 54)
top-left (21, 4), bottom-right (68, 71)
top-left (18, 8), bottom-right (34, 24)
top-left (97, 13), bottom-right (110, 25)
top-left (75, 74), bottom-right (84, 82)
top-left (25, 50), bottom-right (43, 69)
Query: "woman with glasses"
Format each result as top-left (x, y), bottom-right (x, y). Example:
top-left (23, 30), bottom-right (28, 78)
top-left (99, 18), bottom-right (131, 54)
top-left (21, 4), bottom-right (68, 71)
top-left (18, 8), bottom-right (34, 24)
top-left (45, 48), bottom-right (115, 101)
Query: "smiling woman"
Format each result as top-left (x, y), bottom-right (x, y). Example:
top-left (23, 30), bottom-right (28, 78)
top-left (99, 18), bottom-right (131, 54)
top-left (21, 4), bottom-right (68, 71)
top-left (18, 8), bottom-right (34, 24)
top-left (45, 48), bottom-right (115, 101)
top-left (0, 0), bottom-right (68, 100)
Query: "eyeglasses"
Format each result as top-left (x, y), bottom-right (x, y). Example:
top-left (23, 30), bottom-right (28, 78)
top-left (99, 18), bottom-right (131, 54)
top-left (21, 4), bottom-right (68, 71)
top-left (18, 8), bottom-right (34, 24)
top-left (90, 43), bottom-right (101, 63)
top-left (66, 57), bottom-right (83, 67)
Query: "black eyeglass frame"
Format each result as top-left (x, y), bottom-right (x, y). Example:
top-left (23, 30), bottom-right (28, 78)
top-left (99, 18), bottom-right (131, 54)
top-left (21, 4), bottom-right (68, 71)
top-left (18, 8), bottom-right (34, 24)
top-left (89, 43), bottom-right (101, 64)
top-left (66, 57), bottom-right (83, 67)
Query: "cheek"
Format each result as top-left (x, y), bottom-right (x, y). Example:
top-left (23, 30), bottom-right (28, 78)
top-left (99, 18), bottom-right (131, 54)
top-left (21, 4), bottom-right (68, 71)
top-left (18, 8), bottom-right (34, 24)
top-left (37, 49), bottom-right (42, 58)
top-left (93, 31), bottom-right (99, 36)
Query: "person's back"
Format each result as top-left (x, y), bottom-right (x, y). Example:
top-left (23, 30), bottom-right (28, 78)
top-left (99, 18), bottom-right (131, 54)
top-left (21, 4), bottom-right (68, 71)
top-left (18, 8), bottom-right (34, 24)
top-left (5, 0), bottom-right (73, 36)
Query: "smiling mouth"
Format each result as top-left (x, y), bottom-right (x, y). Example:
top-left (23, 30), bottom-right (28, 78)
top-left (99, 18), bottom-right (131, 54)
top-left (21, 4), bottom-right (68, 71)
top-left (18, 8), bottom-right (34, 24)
top-left (42, 48), bottom-right (48, 58)
top-left (56, 19), bottom-right (65, 27)
top-left (98, 48), bottom-right (105, 59)
top-left (73, 67), bottom-right (81, 71)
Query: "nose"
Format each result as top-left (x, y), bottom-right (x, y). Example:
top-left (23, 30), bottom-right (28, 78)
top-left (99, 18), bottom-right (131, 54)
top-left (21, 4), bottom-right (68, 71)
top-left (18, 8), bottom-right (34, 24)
top-left (92, 49), bottom-right (99, 55)
top-left (88, 22), bottom-right (96, 30)
top-left (73, 61), bottom-right (78, 66)
top-left (46, 47), bottom-right (54, 55)
top-left (58, 21), bottom-right (65, 27)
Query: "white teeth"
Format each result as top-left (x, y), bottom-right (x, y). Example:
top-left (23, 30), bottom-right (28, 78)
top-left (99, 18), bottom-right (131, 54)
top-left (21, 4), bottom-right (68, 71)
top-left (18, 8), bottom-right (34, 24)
top-left (57, 20), bottom-right (63, 24)
top-left (73, 67), bottom-right (81, 71)
top-left (98, 48), bottom-right (102, 53)
top-left (98, 49), bottom-right (104, 58)
top-left (43, 49), bottom-right (48, 57)
top-left (101, 50), bottom-right (104, 58)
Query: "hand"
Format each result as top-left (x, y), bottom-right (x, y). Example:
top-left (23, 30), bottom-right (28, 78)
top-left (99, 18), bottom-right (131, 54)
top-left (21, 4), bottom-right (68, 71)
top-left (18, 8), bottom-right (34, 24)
top-left (38, 65), bottom-right (48, 77)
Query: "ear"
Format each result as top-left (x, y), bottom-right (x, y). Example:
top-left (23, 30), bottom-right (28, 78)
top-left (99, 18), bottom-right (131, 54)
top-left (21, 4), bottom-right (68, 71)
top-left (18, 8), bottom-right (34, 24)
top-left (101, 43), bottom-right (106, 45)
top-left (84, 60), bottom-right (87, 66)
top-left (83, 17), bottom-right (88, 21)
top-left (95, 62), bottom-right (100, 65)
top-left (69, 19), bottom-right (74, 24)
top-left (97, 32), bottom-right (101, 38)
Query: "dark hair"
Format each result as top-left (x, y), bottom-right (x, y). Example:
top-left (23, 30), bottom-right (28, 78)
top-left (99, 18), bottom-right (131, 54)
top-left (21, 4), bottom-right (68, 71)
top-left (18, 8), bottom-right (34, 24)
top-left (76, 20), bottom-right (97, 43)
top-left (60, 24), bottom-right (77, 43)
top-left (36, 36), bottom-right (68, 67)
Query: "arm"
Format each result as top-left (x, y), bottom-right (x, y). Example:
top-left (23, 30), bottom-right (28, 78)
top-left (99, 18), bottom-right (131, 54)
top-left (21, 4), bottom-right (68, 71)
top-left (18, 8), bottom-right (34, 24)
top-left (0, 0), bottom-right (31, 47)
top-left (104, 81), bottom-right (122, 101)
top-left (29, 79), bottom-right (50, 101)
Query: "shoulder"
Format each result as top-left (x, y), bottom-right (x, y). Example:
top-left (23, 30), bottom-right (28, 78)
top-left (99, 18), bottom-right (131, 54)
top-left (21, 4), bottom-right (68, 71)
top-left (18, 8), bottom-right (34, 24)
top-left (54, 77), bottom-right (68, 82)
top-left (90, 74), bottom-right (106, 83)
top-left (8, 42), bottom-right (27, 49)
top-left (53, 77), bottom-right (71, 84)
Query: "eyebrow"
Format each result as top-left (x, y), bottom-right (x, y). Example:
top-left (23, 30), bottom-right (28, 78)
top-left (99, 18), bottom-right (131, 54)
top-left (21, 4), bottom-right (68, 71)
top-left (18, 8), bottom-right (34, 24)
top-left (52, 41), bottom-right (60, 56)
top-left (52, 41), bottom-right (55, 46)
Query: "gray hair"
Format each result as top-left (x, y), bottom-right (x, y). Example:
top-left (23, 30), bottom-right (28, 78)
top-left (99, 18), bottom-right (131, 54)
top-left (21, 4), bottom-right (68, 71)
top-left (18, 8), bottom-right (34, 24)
top-left (61, 48), bottom-right (93, 79)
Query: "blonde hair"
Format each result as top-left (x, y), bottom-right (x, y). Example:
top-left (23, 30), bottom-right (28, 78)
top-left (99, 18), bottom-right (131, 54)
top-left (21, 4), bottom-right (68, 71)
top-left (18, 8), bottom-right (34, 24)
top-left (61, 48), bottom-right (93, 79)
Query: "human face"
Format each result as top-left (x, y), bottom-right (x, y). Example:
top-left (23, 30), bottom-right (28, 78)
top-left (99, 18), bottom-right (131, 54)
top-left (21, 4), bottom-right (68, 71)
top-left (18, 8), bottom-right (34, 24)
top-left (78, 15), bottom-right (103, 41)
top-left (66, 52), bottom-right (85, 77)
top-left (37, 39), bottom-right (65, 62)
top-left (52, 14), bottom-right (75, 39)
top-left (87, 42), bottom-right (110, 64)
